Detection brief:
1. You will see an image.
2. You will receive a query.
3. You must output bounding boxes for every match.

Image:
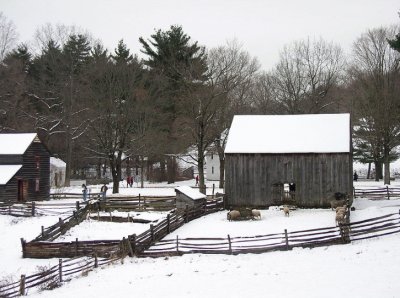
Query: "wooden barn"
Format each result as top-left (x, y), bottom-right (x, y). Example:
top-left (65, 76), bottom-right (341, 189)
top-left (0, 133), bottom-right (50, 203)
top-left (224, 114), bottom-right (352, 208)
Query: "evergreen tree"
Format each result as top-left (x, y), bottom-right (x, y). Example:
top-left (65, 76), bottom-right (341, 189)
top-left (139, 25), bottom-right (207, 183)
top-left (112, 39), bottom-right (133, 64)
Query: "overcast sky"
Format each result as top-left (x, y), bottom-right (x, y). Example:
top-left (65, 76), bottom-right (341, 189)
top-left (1, 0), bottom-right (399, 70)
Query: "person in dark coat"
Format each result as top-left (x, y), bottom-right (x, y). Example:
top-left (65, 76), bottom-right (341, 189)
top-left (100, 184), bottom-right (108, 201)
top-left (195, 175), bottom-right (199, 186)
top-left (353, 171), bottom-right (358, 181)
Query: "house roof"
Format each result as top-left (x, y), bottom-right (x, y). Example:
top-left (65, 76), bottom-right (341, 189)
top-left (225, 114), bottom-right (350, 154)
top-left (175, 186), bottom-right (207, 200)
top-left (0, 165), bottom-right (22, 185)
top-left (0, 133), bottom-right (38, 155)
top-left (50, 157), bottom-right (66, 168)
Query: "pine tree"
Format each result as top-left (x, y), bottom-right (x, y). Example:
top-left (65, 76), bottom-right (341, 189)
top-left (112, 39), bottom-right (133, 64)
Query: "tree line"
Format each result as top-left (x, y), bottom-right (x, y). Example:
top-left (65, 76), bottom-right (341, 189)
top-left (0, 12), bottom-right (400, 192)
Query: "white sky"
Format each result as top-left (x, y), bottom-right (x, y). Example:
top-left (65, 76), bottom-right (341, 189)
top-left (0, 0), bottom-right (399, 70)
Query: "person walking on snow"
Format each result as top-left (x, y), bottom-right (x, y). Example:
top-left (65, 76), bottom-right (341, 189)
top-left (100, 184), bottom-right (108, 201)
top-left (195, 175), bottom-right (199, 186)
top-left (82, 184), bottom-right (88, 202)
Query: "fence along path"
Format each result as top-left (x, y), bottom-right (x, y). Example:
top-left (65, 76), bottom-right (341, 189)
top-left (21, 197), bottom-right (224, 259)
top-left (139, 211), bottom-right (400, 257)
top-left (0, 256), bottom-right (119, 298)
top-left (353, 186), bottom-right (400, 200)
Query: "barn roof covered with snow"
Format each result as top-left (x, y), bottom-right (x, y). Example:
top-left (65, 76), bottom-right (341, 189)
top-left (225, 114), bottom-right (350, 154)
top-left (0, 133), bottom-right (38, 155)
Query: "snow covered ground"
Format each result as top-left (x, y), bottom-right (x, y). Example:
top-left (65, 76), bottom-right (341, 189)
top-left (1, 179), bottom-right (400, 297)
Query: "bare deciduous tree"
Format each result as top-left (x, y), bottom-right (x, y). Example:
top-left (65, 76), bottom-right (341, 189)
top-left (351, 26), bottom-right (400, 184)
top-left (0, 12), bottom-right (18, 61)
top-left (207, 40), bottom-right (260, 188)
top-left (271, 38), bottom-right (345, 114)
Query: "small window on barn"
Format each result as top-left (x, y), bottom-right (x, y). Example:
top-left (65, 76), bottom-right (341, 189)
top-left (35, 156), bottom-right (40, 170)
top-left (211, 153), bottom-right (213, 160)
top-left (212, 166), bottom-right (214, 174)
top-left (35, 179), bottom-right (40, 192)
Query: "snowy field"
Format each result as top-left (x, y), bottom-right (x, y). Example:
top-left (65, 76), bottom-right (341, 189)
top-left (1, 179), bottom-right (400, 297)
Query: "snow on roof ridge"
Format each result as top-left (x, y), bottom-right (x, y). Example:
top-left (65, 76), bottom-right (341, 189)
top-left (0, 133), bottom-right (37, 155)
top-left (225, 114), bottom-right (350, 154)
top-left (175, 185), bottom-right (207, 200)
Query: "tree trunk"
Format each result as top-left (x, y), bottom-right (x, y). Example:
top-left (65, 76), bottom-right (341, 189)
top-left (126, 157), bottom-right (131, 177)
top-left (367, 163), bottom-right (371, 179)
top-left (384, 145), bottom-right (391, 185)
top-left (167, 156), bottom-right (175, 184)
top-left (64, 133), bottom-right (72, 187)
top-left (110, 153), bottom-right (122, 194)
top-left (160, 158), bottom-right (166, 182)
top-left (198, 154), bottom-right (206, 195)
top-left (140, 155), bottom-right (144, 188)
top-left (374, 161), bottom-right (381, 182)
top-left (219, 157), bottom-right (225, 189)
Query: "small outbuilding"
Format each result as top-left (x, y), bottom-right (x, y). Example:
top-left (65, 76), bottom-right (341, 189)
top-left (50, 157), bottom-right (66, 187)
top-left (224, 114), bottom-right (352, 208)
top-left (0, 133), bottom-right (50, 203)
top-left (175, 186), bottom-right (207, 210)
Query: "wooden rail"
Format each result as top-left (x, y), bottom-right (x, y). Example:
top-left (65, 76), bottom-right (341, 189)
top-left (0, 256), bottom-right (119, 298)
top-left (138, 211), bottom-right (400, 258)
top-left (354, 186), bottom-right (400, 200)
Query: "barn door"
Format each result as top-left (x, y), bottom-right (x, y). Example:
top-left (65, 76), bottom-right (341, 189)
top-left (271, 182), bottom-right (284, 205)
top-left (17, 180), bottom-right (28, 202)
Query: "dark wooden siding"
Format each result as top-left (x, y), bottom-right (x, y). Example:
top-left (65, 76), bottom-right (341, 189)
top-left (22, 141), bottom-right (50, 201)
top-left (225, 153), bottom-right (353, 208)
top-left (0, 141), bottom-right (50, 203)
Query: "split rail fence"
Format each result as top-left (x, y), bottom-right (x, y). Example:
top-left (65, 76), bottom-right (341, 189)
top-left (21, 197), bottom-right (224, 259)
top-left (139, 210), bottom-right (400, 257)
top-left (0, 256), bottom-right (119, 298)
top-left (353, 186), bottom-right (400, 200)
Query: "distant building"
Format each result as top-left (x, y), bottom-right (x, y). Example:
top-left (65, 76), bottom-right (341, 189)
top-left (205, 150), bottom-right (220, 181)
top-left (0, 133), bottom-right (50, 203)
top-left (175, 186), bottom-right (206, 210)
top-left (50, 157), bottom-right (66, 187)
top-left (224, 114), bottom-right (352, 208)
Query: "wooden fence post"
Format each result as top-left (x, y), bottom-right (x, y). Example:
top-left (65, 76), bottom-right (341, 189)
top-left (227, 234), bottom-right (232, 254)
top-left (176, 235), bottom-right (179, 253)
top-left (150, 224), bottom-right (155, 242)
top-left (31, 201), bottom-right (35, 216)
top-left (185, 205), bottom-right (189, 223)
top-left (284, 229), bottom-right (289, 250)
top-left (8, 205), bottom-right (11, 215)
top-left (167, 214), bottom-right (171, 233)
top-left (19, 274), bottom-right (26, 296)
top-left (386, 185), bottom-right (390, 200)
top-left (59, 259), bottom-right (63, 282)
top-left (41, 226), bottom-right (44, 238)
top-left (75, 238), bottom-right (78, 256)
top-left (131, 234), bottom-right (137, 255)
top-left (20, 238), bottom-right (26, 258)
top-left (125, 237), bottom-right (134, 257)
top-left (143, 196), bottom-right (146, 210)
top-left (212, 184), bottom-right (215, 197)
top-left (94, 254), bottom-right (98, 268)
top-left (138, 194), bottom-right (141, 210)
top-left (76, 201), bottom-right (80, 211)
